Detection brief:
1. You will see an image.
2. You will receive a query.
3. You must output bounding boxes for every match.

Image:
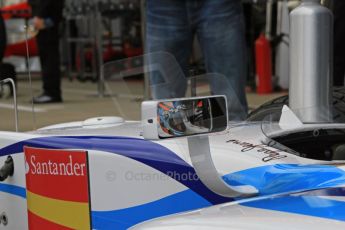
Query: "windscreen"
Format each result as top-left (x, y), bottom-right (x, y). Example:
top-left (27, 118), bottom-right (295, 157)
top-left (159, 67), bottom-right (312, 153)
top-left (102, 52), bottom-right (247, 122)
top-left (1, 50), bottom-right (247, 131)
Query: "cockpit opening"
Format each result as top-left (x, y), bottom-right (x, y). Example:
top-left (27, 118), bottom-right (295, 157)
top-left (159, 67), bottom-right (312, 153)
top-left (271, 129), bottom-right (345, 161)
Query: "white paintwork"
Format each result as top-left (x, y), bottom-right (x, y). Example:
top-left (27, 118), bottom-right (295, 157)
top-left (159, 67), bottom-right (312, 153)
top-left (33, 121), bottom-right (142, 137)
top-left (38, 121), bottom-right (84, 131)
top-left (82, 116), bottom-right (125, 129)
top-left (39, 116), bottom-right (125, 131)
top-left (0, 132), bottom-right (42, 149)
top-left (279, 105), bottom-right (303, 130)
top-left (0, 192), bottom-right (27, 229)
top-left (88, 150), bottom-right (188, 210)
top-left (131, 202), bottom-right (345, 230)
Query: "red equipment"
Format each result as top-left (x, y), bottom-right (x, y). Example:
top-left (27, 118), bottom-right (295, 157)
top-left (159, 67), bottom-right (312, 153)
top-left (1, 2), bottom-right (38, 57)
top-left (1, 2), bottom-right (31, 20)
top-left (5, 38), bottom-right (38, 57)
top-left (255, 33), bottom-right (273, 94)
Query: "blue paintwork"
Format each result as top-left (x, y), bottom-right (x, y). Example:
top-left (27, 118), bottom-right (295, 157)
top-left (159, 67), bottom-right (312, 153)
top-left (92, 189), bottom-right (211, 230)
top-left (224, 164), bottom-right (345, 196)
top-left (0, 183), bottom-right (26, 198)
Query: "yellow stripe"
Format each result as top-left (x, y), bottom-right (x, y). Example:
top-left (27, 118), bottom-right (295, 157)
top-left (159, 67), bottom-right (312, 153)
top-left (27, 191), bottom-right (91, 229)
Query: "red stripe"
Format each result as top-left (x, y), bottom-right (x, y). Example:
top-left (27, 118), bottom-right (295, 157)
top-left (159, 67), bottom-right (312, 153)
top-left (28, 211), bottom-right (73, 230)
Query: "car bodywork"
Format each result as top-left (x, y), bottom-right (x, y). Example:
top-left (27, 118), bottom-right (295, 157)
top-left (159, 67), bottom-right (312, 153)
top-left (1, 109), bottom-right (345, 229)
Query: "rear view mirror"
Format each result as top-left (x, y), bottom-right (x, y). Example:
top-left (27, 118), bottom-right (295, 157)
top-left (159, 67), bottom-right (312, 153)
top-left (142, 96), bottom-right (228, 140)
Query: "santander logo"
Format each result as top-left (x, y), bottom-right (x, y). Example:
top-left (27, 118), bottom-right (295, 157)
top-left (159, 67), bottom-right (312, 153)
top-left (25, 158), bottom-right (30, 175)
top-left (28, 154), bottom-right (86, 176)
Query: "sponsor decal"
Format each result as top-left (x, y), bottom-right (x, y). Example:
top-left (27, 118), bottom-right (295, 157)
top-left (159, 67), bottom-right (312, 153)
top-left (226, 139), bottom-right (288, 162)
top-left (27, 154), bottom-right (86, 177)
top-left (24, 147), bottom-right (91, 229)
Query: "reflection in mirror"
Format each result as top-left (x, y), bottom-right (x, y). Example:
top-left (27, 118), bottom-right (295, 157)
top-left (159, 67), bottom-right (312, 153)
top-left (157, 96), bottom-right (227, 139)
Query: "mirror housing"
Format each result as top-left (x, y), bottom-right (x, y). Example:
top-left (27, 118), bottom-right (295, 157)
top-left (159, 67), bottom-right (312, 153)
top-left (142, 96), bottom-right (228, 140)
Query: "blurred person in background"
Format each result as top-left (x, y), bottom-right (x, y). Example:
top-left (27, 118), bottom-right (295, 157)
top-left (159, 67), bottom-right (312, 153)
top-left (0, 12), bottom-right (17, 98)
top-left (146, 0), bottom-right (248, 120)
top-left (0, 13), bottom-right (6, 64)
top-left (29, 0), bottom-right (64, 103)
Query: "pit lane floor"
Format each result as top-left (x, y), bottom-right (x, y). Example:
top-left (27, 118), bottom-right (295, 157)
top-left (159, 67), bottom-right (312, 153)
top-left (0, 77), bottom-right (286, 132)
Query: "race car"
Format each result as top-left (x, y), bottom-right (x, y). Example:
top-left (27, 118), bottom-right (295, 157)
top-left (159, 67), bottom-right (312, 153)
top-left (1, 1), bottom-right (344, 229)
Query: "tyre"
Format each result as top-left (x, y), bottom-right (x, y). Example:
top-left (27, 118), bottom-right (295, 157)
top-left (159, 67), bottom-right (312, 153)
top-left (247, 87), bottom-right (345, 122)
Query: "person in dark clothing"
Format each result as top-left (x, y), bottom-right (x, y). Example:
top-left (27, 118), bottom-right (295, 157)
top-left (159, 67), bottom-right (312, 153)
top-left (29, 0), bottom-right (65, 103)
top-left (334, 0), bottom-right (345, 86)
top-left (146, 0), bottom-right (248, 120)
top-left (0, 13), bottom-right (6, 62)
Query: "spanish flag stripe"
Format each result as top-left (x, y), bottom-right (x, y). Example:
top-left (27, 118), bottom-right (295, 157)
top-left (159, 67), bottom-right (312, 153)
top-left (28, 210), bottom-right (74, 230)
top-left (27, 190), bottom-right (91, 229)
